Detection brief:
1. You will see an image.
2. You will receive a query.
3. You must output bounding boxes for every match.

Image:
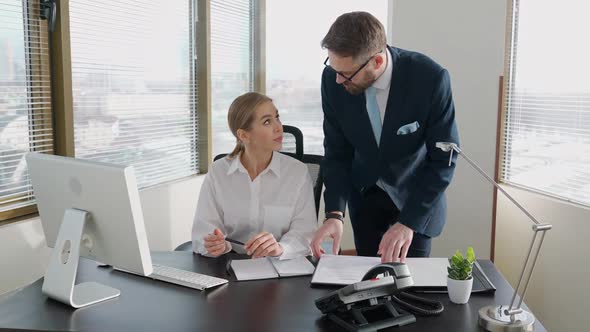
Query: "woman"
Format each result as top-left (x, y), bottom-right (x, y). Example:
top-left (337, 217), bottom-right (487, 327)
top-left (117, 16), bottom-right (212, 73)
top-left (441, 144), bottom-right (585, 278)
top-left (192, 92), bottom-right (317, 260)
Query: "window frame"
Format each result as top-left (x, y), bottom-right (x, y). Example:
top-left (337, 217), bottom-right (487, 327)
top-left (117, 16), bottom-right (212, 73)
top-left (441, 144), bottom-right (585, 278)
top-left (0, 0), bottom-right (55, 222)
top-left (499, 0), bottom-right (590, 209)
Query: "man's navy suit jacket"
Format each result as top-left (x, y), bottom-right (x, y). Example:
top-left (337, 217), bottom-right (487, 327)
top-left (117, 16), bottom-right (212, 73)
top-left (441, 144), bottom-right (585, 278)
top-left (321, 46), bottom-right (460, 237)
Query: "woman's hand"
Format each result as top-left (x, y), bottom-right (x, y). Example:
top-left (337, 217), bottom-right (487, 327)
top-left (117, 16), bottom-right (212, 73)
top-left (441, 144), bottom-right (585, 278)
top-left (203, 228), bottom-right (229, 257)
top-left (245, 232), bottom-right (283, 258)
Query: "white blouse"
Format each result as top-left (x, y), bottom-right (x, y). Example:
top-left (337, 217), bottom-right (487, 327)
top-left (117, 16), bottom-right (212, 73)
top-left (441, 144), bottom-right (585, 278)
top-left (192, 151), bottom-right (318, 260)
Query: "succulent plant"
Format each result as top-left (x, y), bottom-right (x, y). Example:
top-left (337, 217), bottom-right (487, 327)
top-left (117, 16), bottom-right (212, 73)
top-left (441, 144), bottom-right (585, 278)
top-left (448, 247), bottom-right (476, 281)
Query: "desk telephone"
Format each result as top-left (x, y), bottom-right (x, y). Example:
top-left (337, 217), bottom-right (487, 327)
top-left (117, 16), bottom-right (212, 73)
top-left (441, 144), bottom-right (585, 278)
top-left (315, 262), bottom-right (444, 331)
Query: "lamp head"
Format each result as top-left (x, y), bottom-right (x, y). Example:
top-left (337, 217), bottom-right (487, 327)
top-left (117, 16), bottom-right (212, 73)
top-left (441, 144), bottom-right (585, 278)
top-left (435, 142), bottom-right (459, 153)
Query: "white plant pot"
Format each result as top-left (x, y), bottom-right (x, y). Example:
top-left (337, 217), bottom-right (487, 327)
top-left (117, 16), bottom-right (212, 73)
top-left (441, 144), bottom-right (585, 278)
top-left (447, 276), bottom-right (473, 304)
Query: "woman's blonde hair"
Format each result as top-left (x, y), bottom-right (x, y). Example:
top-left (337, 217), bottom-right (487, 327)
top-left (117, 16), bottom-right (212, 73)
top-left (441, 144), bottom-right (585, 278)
top-left (227, 92), bottom-right (273, 159)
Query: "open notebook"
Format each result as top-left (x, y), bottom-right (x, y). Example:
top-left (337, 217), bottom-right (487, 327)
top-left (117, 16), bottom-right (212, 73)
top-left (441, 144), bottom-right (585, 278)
top-left (230, 256), bottom-right (316, 281)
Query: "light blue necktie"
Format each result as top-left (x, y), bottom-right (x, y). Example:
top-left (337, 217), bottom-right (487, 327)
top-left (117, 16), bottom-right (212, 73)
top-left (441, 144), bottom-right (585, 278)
top-left (365, 86), bottom-right (382, 146)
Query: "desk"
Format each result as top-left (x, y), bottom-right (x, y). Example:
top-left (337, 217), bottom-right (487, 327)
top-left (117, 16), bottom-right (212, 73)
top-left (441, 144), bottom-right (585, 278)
top-left (0, 252), bottom-right (546, 332)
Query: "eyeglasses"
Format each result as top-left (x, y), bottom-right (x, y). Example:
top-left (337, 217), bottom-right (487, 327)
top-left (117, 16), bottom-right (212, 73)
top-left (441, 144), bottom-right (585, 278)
top-left (323, 51), bottom-right (383, 82)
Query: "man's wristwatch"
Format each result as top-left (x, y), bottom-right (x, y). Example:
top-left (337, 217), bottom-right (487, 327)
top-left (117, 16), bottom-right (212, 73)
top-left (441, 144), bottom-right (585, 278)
top-left (324, 212), bottom-right (344, 223)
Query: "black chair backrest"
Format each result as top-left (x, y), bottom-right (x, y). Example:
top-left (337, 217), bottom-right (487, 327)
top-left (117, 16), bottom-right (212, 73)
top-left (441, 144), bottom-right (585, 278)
top-left (280, 125), bottom-right (303, 161)
top-left (302, 154), bottom-right (323, 218)
top-left (214, 125), bottom-right (304, 162)
top-left (214, 152), bottom-right (299, 162)
top-left (213, 153), bottom-right (227, 162)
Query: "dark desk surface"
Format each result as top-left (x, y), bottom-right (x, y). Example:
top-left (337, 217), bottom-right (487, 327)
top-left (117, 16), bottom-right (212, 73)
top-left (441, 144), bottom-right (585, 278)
top-left (0, 252), bottom-right (546, 332)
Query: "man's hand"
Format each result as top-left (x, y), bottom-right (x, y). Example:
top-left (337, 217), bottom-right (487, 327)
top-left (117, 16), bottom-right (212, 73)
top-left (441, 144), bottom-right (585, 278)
top-left (203, 228), bottom-right (229, 257)
top-left (377, 223), bottom-right (414, 263)
top-left (311, 218), bottom-right (343, 257)
top-left (245, 232), bottom-right (283, 258)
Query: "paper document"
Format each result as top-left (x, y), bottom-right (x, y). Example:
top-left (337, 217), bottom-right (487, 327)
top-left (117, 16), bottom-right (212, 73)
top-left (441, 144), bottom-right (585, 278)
top-left (231, 258), bottom-right (280, 281)
top-left (311, 255), bottom-right (381, 285)
top-left (311, 254), bottom-right (449, 287)
top-left (271, 256), bottom-right (316, 277)
top-left (231, 256), bottom-right (315, 281)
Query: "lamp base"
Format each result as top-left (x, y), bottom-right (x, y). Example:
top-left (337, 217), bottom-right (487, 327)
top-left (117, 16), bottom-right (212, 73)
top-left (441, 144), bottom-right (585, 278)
top-left (478, 305), bottom-right (535, 332)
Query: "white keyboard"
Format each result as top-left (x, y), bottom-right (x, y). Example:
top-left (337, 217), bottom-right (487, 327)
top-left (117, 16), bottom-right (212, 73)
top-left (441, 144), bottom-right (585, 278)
top-left (150, 264), bottom-right (228, 290)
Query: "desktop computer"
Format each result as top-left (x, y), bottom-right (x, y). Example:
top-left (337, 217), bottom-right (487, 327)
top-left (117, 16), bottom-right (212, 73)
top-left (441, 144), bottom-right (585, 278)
top-left (26, 153), bottom-right (227, 309)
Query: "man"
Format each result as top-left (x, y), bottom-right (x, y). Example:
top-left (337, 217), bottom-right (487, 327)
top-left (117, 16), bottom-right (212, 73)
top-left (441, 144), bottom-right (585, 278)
top-left (311, 12), bottom-right (460, 263)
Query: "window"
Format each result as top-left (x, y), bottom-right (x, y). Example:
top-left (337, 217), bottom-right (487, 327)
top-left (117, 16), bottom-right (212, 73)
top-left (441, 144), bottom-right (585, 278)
top-left (0, 0), bottom-right (54, 219)
top-left (266, 0), bottom-right (389, 155)
top-left (69, 0), bottom-right (198, 188)
top-left (210, 0), bottom-right (256, 158)
top-left (501, 0), bottom-right (590, 206)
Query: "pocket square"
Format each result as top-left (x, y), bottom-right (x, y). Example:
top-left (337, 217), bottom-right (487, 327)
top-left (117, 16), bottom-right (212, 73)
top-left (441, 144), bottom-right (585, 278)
top-left (397, 121), bottom-right (420, 135)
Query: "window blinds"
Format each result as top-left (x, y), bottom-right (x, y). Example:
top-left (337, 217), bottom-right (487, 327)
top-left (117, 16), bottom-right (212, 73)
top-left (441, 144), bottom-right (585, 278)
top-left (69, 0), bottom-right (199, 188)
top-left (501, 0), bottom-right (590, 206)
top-left (210, 0), bottom-right (254, 157)
top-left (0, 0), bottom-right (53, 215)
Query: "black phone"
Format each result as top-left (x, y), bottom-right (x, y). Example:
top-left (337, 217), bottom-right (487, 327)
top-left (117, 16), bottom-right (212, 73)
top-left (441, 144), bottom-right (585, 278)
top-left (315, 261), bottom-right (444, 320)
top-left (315, 262), bottom-right (414, 314)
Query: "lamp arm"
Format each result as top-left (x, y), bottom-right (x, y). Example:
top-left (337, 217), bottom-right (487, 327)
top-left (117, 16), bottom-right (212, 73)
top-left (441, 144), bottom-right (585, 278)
top-left (509, 229), bottom-right (548, 314)
top-left (448, 144), bottom-right (552, 315)
top-left (450, 145), bottom-right (542, 225)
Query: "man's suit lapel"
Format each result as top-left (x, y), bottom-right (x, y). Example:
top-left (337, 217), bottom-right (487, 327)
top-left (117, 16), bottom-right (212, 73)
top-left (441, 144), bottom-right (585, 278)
top-left (380, 47), bottom-right (407, 151)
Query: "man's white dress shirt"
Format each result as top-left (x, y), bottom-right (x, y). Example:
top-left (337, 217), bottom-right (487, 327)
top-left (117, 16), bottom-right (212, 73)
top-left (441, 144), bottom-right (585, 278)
top-left (366, 47), bottom-right (393, 124)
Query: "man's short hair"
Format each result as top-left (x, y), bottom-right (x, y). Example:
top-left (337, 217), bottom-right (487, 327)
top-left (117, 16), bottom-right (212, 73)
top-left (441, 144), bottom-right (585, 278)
top-left (321, 11), bottom-right (387, 62)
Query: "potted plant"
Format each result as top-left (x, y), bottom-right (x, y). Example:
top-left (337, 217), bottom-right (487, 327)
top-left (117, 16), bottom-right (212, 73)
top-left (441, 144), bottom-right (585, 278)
top-left (447, 247), bottom-right (476, 304)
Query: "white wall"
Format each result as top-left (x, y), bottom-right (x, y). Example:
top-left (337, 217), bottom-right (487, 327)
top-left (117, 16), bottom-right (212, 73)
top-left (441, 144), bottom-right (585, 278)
top-left (0, 175), bottom-right (202, 295)
top-left (495, 185), bottom-right (589, 331)
top-left (0, 217), bottom-right (51, 295)
top-left (391, 0), bottom-right (506, 258)
top-left (139, 175), bottom-right (203, 251)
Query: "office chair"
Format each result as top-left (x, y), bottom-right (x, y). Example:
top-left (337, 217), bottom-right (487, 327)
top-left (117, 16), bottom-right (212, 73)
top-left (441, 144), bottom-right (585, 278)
top-left (210, 125), bottom-right (303, 162)
top-left (280, 125), bottom-right (304, 161)
top-left (173, 154), bottom-right (324, 252)
top-left (174, 126), bottom-right (319, 252)
top-left (302, 154), bottom-right (323, 218)
top-left (174, 153), bottom-right (324, 252)
top-left (211, 153), bottom-right (323, 215)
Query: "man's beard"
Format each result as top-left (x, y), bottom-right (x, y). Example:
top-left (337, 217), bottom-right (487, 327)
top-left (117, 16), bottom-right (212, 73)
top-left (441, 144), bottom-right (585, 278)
top-left (342, 78), bottom-right (374, 96)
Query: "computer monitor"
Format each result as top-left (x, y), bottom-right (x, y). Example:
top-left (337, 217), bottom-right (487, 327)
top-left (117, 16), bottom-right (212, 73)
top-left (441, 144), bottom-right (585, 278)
top-left (25, 152), bottom-right (153, 308)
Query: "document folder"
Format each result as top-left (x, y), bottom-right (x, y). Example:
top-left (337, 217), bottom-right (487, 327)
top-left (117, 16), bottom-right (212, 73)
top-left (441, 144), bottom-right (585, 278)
top-left (311, 255), bottom-right (495, 293)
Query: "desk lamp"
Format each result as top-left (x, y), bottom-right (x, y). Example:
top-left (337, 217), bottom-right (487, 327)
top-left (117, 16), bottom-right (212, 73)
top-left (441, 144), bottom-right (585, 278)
top-left (436, 142), bottom-right (551, 332)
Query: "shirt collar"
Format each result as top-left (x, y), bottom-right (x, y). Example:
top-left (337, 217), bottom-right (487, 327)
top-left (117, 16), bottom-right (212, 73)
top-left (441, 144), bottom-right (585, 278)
top-left (371, 47), bottom-right (393, 91)
top-left (226, 151), bottom-right (281, 178)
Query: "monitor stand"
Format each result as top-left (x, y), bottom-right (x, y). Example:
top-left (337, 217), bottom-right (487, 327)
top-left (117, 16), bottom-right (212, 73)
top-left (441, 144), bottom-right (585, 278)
top-left (42, 208), bottom-right (120, 308)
